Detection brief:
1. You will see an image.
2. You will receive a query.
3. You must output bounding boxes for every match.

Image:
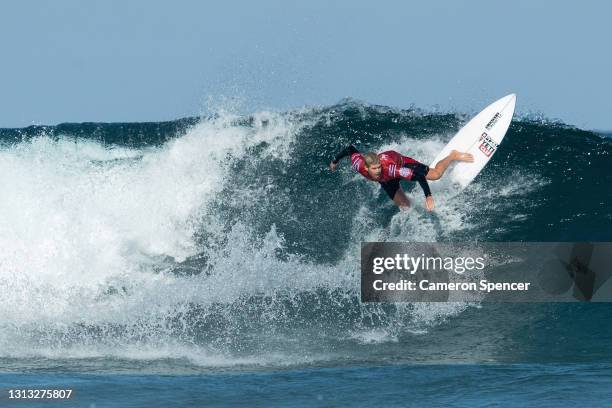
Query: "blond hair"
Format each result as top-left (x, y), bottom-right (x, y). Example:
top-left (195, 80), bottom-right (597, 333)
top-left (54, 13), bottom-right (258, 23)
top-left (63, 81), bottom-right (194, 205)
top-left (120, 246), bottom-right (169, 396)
top-left (363, 152), bottom-right (380, 168)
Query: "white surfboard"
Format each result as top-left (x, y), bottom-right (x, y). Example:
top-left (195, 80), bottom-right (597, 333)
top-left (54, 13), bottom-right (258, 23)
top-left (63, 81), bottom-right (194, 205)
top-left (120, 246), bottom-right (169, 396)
top-left (430, 94), bottom-right (516, 188)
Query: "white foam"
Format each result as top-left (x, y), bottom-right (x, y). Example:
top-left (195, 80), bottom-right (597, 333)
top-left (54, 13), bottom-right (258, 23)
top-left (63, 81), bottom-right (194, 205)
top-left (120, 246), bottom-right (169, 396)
top-left (0, 111), bottom-right (303, 327)
top-left (348, 329), bottom-right (399, 344)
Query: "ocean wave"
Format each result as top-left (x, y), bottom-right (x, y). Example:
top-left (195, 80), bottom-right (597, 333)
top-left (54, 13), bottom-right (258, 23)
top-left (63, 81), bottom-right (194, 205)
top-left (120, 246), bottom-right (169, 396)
top-left (1, 101), bottom-right (611, 370)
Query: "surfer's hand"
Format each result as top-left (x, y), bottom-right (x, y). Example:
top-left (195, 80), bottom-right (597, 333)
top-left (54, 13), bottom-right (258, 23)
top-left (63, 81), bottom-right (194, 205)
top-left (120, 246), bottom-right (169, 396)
top-left (329, 161), bottom-right (338, 171)
top-left (425, 196), bottom-right (435, 212)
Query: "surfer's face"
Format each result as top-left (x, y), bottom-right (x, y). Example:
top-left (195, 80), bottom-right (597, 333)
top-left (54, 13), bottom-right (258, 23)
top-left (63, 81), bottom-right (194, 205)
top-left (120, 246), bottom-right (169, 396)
top-left (367, 163), bottom-right (382, 179)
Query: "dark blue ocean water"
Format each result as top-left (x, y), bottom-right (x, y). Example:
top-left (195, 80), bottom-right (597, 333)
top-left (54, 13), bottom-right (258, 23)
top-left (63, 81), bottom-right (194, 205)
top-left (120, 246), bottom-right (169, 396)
top-left (1, 101), bottom-right (611, 406)
top-left (3, 303), bottom-right (612, 406)
top-left (3, 363), bottom-right (612, 408)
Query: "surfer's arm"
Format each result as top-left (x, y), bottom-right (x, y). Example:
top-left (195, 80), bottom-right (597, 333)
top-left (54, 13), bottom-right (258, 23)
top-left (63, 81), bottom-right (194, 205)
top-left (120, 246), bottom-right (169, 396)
top-left (330, 145), bottom-right (360, 171)
top-left (413, 174), bottom-right (434, 211)
top-left (332, 145), bottom-right (359, 164)
top-left (414, 175), bottom-right (432, 198)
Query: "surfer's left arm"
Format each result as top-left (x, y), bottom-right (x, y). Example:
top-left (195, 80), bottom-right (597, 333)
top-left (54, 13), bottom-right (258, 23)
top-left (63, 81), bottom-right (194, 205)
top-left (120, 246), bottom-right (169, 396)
top-left (416, 177), bottom-right (435, 212)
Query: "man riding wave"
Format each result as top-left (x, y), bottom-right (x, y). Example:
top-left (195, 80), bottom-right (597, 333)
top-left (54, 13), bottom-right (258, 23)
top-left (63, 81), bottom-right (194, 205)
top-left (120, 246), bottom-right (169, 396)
top-left (329, 145), bottom-right (473, 211)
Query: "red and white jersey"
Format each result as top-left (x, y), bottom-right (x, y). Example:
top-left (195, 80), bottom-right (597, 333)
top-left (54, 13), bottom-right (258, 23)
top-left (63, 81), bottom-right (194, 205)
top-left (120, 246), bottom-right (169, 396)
top-left (350, 150), bottom-right (420, 182)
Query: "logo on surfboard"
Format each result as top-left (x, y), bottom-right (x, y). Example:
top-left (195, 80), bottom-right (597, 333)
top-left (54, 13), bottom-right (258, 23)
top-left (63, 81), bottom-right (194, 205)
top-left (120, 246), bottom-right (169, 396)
top-left (478, 132), bottom-right (498, 157)
top-left (485, 112), bottom-right (502, 130)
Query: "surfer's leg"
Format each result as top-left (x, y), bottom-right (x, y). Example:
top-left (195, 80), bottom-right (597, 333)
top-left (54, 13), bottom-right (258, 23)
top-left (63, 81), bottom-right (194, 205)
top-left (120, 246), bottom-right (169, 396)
top-left (381, 180), bottom-right (410, 209)
top-left (393, 187), bottom-right (411, 209)
top-left (426, 150), bottom-right (474, 180)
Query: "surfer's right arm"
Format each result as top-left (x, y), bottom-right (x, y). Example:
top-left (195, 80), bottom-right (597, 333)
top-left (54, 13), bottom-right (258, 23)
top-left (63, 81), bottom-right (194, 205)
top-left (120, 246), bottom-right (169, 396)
top-left (329, 145), bottom-right (359, 171)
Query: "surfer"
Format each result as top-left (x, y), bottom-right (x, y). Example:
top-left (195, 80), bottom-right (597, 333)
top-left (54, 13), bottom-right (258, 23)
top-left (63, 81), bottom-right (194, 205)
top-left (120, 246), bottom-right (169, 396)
top-left (329, 145), bottom-right (473, 211)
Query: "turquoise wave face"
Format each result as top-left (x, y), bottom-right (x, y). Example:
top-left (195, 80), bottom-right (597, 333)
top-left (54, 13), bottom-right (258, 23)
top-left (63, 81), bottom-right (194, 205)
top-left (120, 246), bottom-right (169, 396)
top-left (0, 101), bottom-right (611, 371)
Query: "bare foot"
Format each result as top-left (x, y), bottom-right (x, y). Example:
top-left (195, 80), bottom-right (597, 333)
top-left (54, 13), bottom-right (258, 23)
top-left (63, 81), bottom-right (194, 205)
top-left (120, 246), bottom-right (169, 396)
top-left (451, 150), bottom-right (474, 163)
